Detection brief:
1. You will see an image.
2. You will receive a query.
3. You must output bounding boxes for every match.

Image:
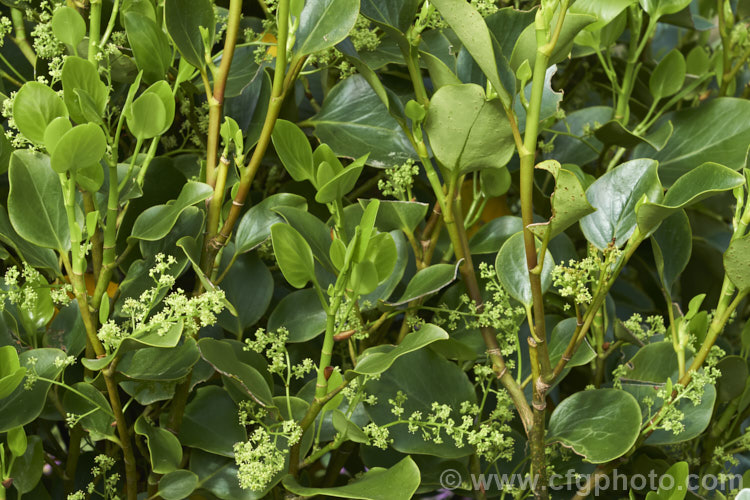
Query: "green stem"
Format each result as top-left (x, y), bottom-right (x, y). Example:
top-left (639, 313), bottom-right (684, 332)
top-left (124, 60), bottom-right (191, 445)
top-left (10, 9), bottom-right (35, 66)
top-left (99, 0), bottom-right (120, 48)
top-left (88, 0), bottom-right (102, 63)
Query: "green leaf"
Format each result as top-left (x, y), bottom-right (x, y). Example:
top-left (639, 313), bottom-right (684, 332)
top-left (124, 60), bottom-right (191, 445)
top-left (569, 0), bottom-right (637, 30)
top-left (159, 470), bottom-right (199, 500)
top-left (364, 349), bottom-right (476, 457)
top-left (81, 322), bottom-right (185, 371)
top-left (123, 11), bottom-right (172, 84)
top-left (650, 49), bottom-right (686, 100)
top-left (495, 232), bottom-right (554, 306)
top-left (387, 262), bottom-right (460, 306)
top-left (268, 289), bottom-right (327, 343)
top-left (594, 120), bottom-right (674, 151)
top-left (43, 116), bottom-right (72, 156)
top-left (127, 92), bottom-right (167, 140)
top-left (548, 318), bottom-right (596, 368)
top-left (547, 388), bottom-right (642, 463)
top-left (331, 409), bottom-right (369, 444)
top-left (424, 84), bottom-right (515, 174)
top-left (159, 469), bottom-right (198, 500)
top-left (350, 324), bottom-right (449, 375)
top-left (8, 151), bottom-right (69, 251)
top-left (308, 75), bottom-right (416, 167)
top-left (50, 123), bottom-right (106, 174)
top-left (135, 415), bottom-right (182, 474)
top-left (62, 382), bottom-right (116, 441)
top-left (0, 349), bottom-right (67, 432)
top-left (0, 346), bottom-right (25, 399)
top-left (271, 119), bottom-right (314, 182)
top-left (633, 98), bottom-right (750, 185)
top-left (51, 6), bottom-right (86, 48)
top-left (510, 13), bottom-right (596, 71)
top-left (645, 462), bottom-right (689, 500)
top-left (234, 193), bottom-right (307, 254)
top-left (359, 199), bottom-right (428, 233)
top-left (360, 0), bottom-right (420, 33)
top-left (639, 0), bottom-right (692, 18)
top-left (7, 426), bottom-right (26, 457)
top-left (469, 216), bottom-right (523, 254)
top-left (724, 234), bottom-right (750, 291)
top-left (217, 253), bottom-right (273, 336)
top-left (12, 82), bottom-right (68, 145)
top-left (179, 385), bottom-right (247, 457)
top-left (636, 162), bottom-right (745, 235)
top-left (8, 435), bottom-right (43, 494)
top-left (645, 384), bottom-right (716, 445)
top-left (270, 223), bottom-right (317, 289)
top-left (273, 206), bottom-right (334, 270)
top-left (295, 0), bottom-right (359, 56)
top-left (139, 80), bottom-right (176, 136)
top-left (164, 0), bottom-right (214, 69)
top-left (131, 181), bottom-right (213, 241)
top-left (0, 205), bottom-right (59, 272)
top-left (430, 0), bottom-right (512, 108)
top-left (282, 456), bottom-right (421, 500)
top-left (651, 210), bottom-right (692, 292)
top-left (198, 338), bottom-right (274, 407)
top-left (527, 160), bottom-right (595, 240)
top-left (117, 339), bottom-right (200, 381)
top-left (315, 155), bottom-right (367, 203)
top-left (580, 158), bottom-right (662, 249)
top-left (61, 56), bottom-right (109, 125)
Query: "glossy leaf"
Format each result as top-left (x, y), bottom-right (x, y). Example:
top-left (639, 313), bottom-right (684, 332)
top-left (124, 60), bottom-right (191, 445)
top-left (0, 346), bottom-right (25, 399)
top-left (351, 324), bottom-right (449, 375)
top-left (360, 0), bottom-right (420, 33)
top-left (547, 389), bottom-right (642, 463)
top-left (640, 0), bottom-right (692, 18)
top-left (164, 0), bottom-right (214, 69)
top-left (645, 462), bottom-right (689, 500)
top-left (295, 0), bottom-right (359, 56)
top-left (528, 160), bottom-right (595, 240)
top-left (388, 262), bottom-right (460, 306)
top-left (510, 13), bottom-right (596, 70)
top-left (12, 82), bottom-right (68, 145)
top-left (135, 416), bottom-right (182, 474)
top-left (123, 11), bottom-right (172, 84)
top-left (272, 119), bottom-right (315, 182)
top-left (283, 456), bottom-right (421, 500)
top-left (178, 385), bottom-right (248, 457)
top-left (580, 158), bottom-right (662, 249)
top-left (0, 349), bottom-right (67, 432)
top-left (430, 0), bottom-right (512, 107)
top-left (159, 470), bottom-right (199, 500)
top-left (131, 181), bottom-right (213, 240)
top-left (8, 151), bottom-right (69, 251)
top-left (570, 0), bottom-right (637, 30)
top-left (650, 49), bottom-right (686, 100)
top-left (268, 289), bottom-right (326, 343)
top-left (424, 84), bottom-right (514, 174)
top-left (50, 123), bottom-right (107, 174)
top-left (495, 232), bottom-right (554, 306)
top-left (315, 155), bottom-right (367, 203)
top-left (62, 382), bottom-right (116, 441)
top-left (234, 193), bottom-right (306, 254)
top-left (127, 92), bottom-right (167, 140)
top-left (51, 6), bottom-right (86, 48)
top-left (198, 338), bottom-right (274, 407)
top-left (308, 75), bottom-right (416, 167)
top-left (9, 435), bottom-right (43, 494)
top-left (117, 339), bottom-right (200, 381)
top-left (652, 210), bottom-right (692, 292)
top-left (270, 223), bottom-right (316, 289)
top-left (61, 56), bottom-right (108, 125)
top-left (636, 162), bottom-right (745, 235)
top-left (724, 234), bottom-right (750, 291)
top-left (633, 98), bottom-right (750, 185)
top-left (217, 253), bottom-right (273, 336)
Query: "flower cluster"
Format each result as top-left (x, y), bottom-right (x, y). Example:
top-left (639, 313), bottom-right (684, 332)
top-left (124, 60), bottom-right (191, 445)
top-left (234, 401), bottom-right (303, 492)
top-left (244, 327), bottom-right (289, 375)
top-left (378, 158), bottom-right (419, 201)
top-left (29, 2), bottom-right (65, 60)
top-left (622, 313), bottom-right (667, 342)
top-left (433, 263), bottom-right (525, 357)
top-left (67, 454), bottom-right (120, 500)
top-left (98, 254), bottom-right (225, 351)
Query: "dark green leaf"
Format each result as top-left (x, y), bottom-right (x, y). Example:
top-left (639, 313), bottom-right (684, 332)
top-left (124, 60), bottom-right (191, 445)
top-left (387, 262), bottom-right (460, 306)
top-left (135, 416), bottom-right (182, 474)
top-left (268, 288), bottom-right (327, 342)
top-left (159, 470), bottom-right (199, 500)
top-left (123, 11), bottom-right (172, 84)
top-left (282, 456), bottom-right (421, 500)
top-left (547, 389), bottom-right (642, 463)
top-left (131, 182), bottom-right (213, 241)
top-left (580, 158), bottom-right (662, 249)
top-left (270, 223), bottom-right (316, 289)
top-left (350, 324), bottom-right (448, 375)
top-left (495, 232), bottom-right (554, 306)
top-left (8, 151), bottom-right (69, 251)
top-left (179, 385), bottom-right (247, 457)
top-left (295, 0), bottom-right (359, 56)
top-left (165, 0), bottom-right (214, 69)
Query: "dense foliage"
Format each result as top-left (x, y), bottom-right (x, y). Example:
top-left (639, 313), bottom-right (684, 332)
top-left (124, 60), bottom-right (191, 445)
top-left (1, 0), bottom-right (750, 499)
